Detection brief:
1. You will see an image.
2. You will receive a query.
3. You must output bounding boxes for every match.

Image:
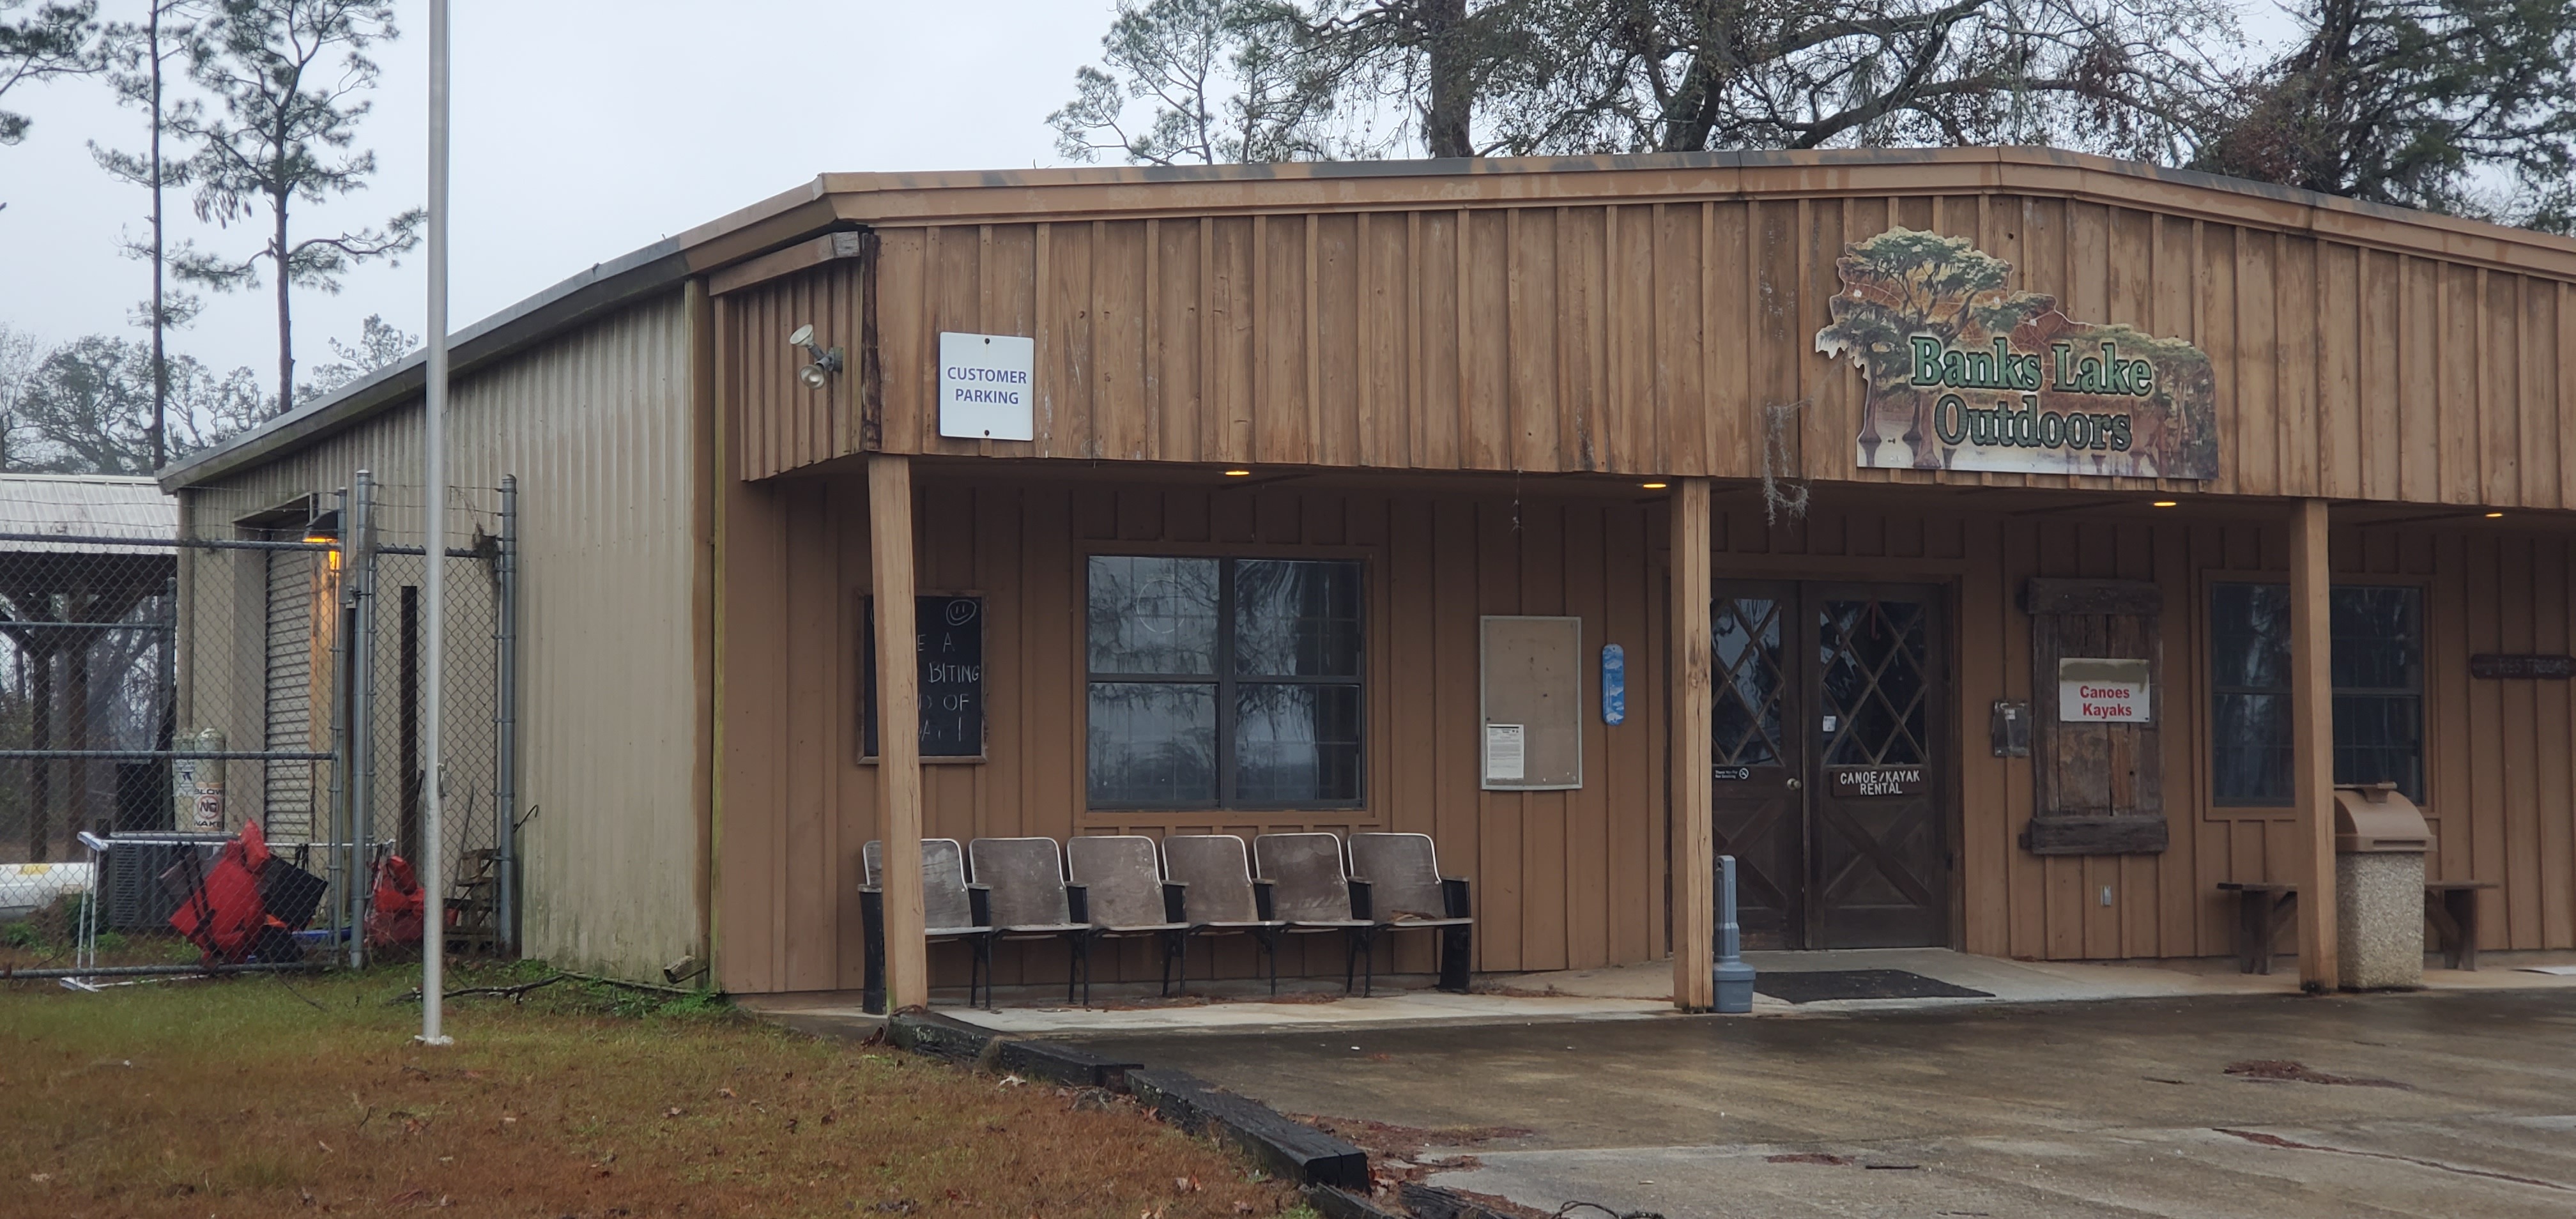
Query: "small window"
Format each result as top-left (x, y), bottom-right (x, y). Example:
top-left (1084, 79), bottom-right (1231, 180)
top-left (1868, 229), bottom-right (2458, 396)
top-left (1085, 556), bottom-right (1362, 809)
top-left (2208, 582), bottom-right (2423, 804)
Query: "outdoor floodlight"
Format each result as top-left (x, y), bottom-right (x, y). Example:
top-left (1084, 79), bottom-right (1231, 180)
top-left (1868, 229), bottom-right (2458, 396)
top-left (789, 323), bottom-right (844, 390)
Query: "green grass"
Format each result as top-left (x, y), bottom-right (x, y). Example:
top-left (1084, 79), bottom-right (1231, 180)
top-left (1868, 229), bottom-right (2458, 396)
top-left (0, 960), bottom-right (1304, 1218)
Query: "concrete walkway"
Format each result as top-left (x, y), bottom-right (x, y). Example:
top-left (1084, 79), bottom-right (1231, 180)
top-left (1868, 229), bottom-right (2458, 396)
top-left (1061, 988), bottom-right (2576, 1218)
top-left (739, 949), bottom-right (2576, 1038)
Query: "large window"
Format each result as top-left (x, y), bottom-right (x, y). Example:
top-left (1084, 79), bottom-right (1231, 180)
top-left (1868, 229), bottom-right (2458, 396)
top-left (1085, 556), bottom-right (1363, 808)
top-left (2209, 582), bottom-right (2423, 804)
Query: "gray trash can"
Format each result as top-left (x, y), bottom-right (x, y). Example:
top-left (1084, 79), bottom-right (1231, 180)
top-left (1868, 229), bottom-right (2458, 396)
top-left (2333, 783), bottom-right (2432, 989)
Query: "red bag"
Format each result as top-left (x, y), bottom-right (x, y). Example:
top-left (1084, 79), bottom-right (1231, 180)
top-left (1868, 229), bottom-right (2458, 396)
top-left (169, 822), bottom-right (281, 962)
top-left (367, 854), bottom-right (425, 947)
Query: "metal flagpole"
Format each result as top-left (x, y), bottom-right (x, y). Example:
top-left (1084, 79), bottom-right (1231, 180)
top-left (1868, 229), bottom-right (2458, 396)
top-left (419, 0), bottom-right (452, 1046)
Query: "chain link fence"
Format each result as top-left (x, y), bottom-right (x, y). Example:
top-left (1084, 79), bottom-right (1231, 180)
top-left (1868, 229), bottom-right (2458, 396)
top-left (0, 472), bottom-right (518, 981)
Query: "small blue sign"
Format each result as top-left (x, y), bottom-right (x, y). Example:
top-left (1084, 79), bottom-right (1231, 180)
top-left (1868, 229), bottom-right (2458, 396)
top-left (1601, 643), bottom-right (1627, 725)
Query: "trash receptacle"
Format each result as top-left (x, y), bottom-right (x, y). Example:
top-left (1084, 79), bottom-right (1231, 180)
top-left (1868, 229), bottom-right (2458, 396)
top-left (2333, 783), bottom-right (2432, 989)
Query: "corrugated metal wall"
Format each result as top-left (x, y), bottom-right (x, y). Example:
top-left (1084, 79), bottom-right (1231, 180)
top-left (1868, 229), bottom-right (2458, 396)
top-left (728, 189), bottom-right (2576, 512)
top-left (180, 295), bottom-right (702, 979)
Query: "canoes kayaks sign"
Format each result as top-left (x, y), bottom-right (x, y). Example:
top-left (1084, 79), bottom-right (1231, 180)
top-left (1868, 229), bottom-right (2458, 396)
top-left (1816, 228), bottom-right (2220, 480)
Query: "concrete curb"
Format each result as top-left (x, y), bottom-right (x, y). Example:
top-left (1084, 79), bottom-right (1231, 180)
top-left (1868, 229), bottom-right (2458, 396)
top-left (1128, 1068), bottom-right (1371, 1191)
top-left (871, 1009), bottom-right (1377, 1197)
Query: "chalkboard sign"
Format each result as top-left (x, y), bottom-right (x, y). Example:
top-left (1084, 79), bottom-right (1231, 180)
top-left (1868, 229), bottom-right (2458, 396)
top-left (860, 594), bottom-right (985, 760)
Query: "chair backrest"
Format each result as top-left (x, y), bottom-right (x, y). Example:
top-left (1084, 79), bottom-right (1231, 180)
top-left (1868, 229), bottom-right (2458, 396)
top-left (1067, 834), bottom-right (1169, 928)
top-left (1254, 832), bottom-right (1353, 923)
top-left (863, 838), bottom-right (975, 930)
top-left (1161, 834), bottom-right (1261, 924)
top-left (969, 838), bottom-right (1070, 927)
top-left (1349, 832), bottom-right (1449, 921)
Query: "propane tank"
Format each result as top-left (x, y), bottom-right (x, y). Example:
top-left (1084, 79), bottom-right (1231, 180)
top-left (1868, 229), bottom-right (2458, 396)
top-left (176, 728), bottom-right (226, 831)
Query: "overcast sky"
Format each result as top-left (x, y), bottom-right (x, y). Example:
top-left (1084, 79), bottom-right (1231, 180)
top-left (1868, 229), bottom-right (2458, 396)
top-left (0, 1), bottom-right (1110, 394)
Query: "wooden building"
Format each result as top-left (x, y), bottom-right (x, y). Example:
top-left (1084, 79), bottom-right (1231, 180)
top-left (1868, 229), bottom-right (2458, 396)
top-left (162, 148), bottom-right (2576, 1004)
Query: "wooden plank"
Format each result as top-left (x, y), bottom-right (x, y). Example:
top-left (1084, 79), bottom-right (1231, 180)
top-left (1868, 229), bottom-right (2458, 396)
top-left (2524, 278), bottom-right (2562, 509)
top-left (2484, 271), bottom-right (2521, 505)
top-left (1669, 479), bottom-right (1715, 1008)
top-left (1094, 221), bottom-right (1148, 461)
top-left (2287, 498), bottom-right (2338, 989)
top-left (1475, 500), bottom-right (1526, 969)
top-left (2317, 242), bottom-right (2360, 499)
top-left (1959, 514), bottom-right (2010, 954)
top-left (2550, 539), bottom-right (2576, 946)
top-left (2235, 229), bottom-right (2280, 496)
top-left (866, 456), bottom-right (928, 1008)
top-left (2499, 534), bottom-right (2542, 947)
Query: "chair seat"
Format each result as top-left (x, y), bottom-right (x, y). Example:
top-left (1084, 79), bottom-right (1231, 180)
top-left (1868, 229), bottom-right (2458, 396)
top-left (997, 922), bottom-right (1088, 936)
top-left (1285, 918), bottom-right (1374, 931)
top-left (1379, 916), bottom-right (1473, 928)
top-left (1094, 921), bottom-right (1188, 934)
top-left (926, 925), bottom-right (992, 939)
top-left (1193, 919), bottom-right (1285, 930)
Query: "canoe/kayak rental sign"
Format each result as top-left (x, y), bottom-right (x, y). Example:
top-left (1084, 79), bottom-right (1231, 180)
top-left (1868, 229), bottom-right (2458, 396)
top-left (1816, 228), bottom-right (2219, 480)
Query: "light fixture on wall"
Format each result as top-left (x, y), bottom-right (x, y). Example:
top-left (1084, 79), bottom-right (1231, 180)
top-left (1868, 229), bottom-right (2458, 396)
top-left (1641, 481), bottom-right (1669, 490)
top-left (788, 324), bottom-right (844, 390)
top-left (2151, 500), bottom-right (2179, 508)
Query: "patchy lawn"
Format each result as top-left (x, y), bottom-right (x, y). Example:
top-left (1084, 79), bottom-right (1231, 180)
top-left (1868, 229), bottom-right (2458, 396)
top-left (0, 963), bottom-right (1306, 1218)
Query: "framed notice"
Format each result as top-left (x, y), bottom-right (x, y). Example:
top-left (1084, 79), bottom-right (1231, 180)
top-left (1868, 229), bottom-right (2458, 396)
top-left (1480, 616), bottom-right (1582, 790)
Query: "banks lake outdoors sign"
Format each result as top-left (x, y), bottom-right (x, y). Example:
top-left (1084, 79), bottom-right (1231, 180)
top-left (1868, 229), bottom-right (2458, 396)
top-left (1816, 229), bottom-right (2220, 480)
top-left (2058, 657), bottom-right (2152, 723)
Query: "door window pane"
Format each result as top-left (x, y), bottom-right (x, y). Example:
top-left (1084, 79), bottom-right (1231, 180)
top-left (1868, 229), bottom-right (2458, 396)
top-left (1234, 684), bottom-right (1363, 803)
top-left (1086, 556), bottom-right (1217, 675)
top-left (1087, 682), bottom-right (1217, 805)
top-left (1712, 597), bottom-right (1786, 767)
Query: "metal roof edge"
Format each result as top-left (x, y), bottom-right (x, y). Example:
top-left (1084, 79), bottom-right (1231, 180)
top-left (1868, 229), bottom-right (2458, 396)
top-left (158, 236), bottom-right (696, 491)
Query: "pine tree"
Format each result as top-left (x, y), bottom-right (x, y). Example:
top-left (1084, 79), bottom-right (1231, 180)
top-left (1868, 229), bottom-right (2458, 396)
top-left (167, 0), bottom-right (419, 418)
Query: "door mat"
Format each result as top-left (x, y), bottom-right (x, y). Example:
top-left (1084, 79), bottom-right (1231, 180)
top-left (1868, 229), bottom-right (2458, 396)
top-left (1752, 969), bottom-right (1992, 1003)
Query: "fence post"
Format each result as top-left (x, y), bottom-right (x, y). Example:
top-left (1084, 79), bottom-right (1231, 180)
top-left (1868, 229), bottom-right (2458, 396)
top-left (348, 470), bottom-right (379, 968)
top-left (327, 486), bottom-right (354, 955)
top-left (495, 474), bottom-right (519, 956)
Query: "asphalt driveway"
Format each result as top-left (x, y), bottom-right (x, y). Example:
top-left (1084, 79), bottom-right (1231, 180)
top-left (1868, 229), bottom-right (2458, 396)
top-left (1064, 989), bottom-right (2576, 1218)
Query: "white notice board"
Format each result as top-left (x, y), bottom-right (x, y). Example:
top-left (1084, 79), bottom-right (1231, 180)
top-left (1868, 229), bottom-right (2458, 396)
top-left (939, 332), bottom-right (1035, 440)
top-left (1480, 616), bottom-right (1583, 790)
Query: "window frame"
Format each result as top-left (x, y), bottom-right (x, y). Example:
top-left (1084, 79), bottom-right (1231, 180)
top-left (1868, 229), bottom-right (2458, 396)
top-left (2200, 573), bottom-right (2430, 813)
top-left (1082, 550), bottom-right (1368, 813)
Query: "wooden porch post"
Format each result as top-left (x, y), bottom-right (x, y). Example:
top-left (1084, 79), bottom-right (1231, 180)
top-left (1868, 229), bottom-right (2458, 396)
top-left (1669, 478), bottom-right (1715, 1010)
top-left (2288, 498), bottom-right (2340, 991)
top-left (870, 454), bottom-right (929, 1009)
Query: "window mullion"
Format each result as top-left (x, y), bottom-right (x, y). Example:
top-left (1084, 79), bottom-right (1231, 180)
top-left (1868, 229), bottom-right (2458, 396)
top-left (1217, 558), bottom-right (1236, 808)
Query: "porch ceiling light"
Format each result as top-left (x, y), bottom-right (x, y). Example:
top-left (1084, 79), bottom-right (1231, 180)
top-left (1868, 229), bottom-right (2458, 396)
top-left (2486, 511), bottom-right (2505, 518)
top-left (2151, 500), bottom-right (2178, 507)
top-left (1641, 480), bottom-right (1669, 489)
top-left (788, 323), bottom-right (844, 390)
top-left (1223, 468), bottom-right (1253, 477)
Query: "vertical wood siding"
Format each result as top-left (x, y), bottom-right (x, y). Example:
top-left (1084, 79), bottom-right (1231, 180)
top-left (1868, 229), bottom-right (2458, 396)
top-left (180, 296), bottom-right (703, 981)
top-left (715, 472), bottom-right (1672, 994)
top-left (726, 195), bottom-right (2576, 510)
top-left (719, 472), bottom-right (2576, 991)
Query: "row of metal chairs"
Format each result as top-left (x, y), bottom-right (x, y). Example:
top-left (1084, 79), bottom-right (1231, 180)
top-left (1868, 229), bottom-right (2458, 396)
top-left (858, 831), bottom-right (1474, 1009)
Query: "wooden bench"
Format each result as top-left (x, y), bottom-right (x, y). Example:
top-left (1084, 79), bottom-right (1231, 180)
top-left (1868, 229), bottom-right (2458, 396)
top-left (2217, 882), bottom-right (2299, 974)
top-left (2218, 879), bottom-right (2499, 974)
top-left (2423, 881), bottom-right (2499, 970)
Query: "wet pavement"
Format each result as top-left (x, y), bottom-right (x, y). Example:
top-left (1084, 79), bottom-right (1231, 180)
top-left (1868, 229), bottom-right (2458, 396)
top-left (1062, 988), bottom-right (2576, 1218)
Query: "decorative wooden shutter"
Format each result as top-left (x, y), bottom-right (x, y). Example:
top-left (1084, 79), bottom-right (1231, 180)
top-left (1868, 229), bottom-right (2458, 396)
top-left (2022, 578), bottom-right (2169, 855)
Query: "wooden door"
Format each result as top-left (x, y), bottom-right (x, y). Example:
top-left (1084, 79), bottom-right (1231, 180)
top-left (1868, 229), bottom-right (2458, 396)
top-left (1807, 585), bottom-right (1950, 948)
top-left (1709, 583), bottom-right (1804, 949)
